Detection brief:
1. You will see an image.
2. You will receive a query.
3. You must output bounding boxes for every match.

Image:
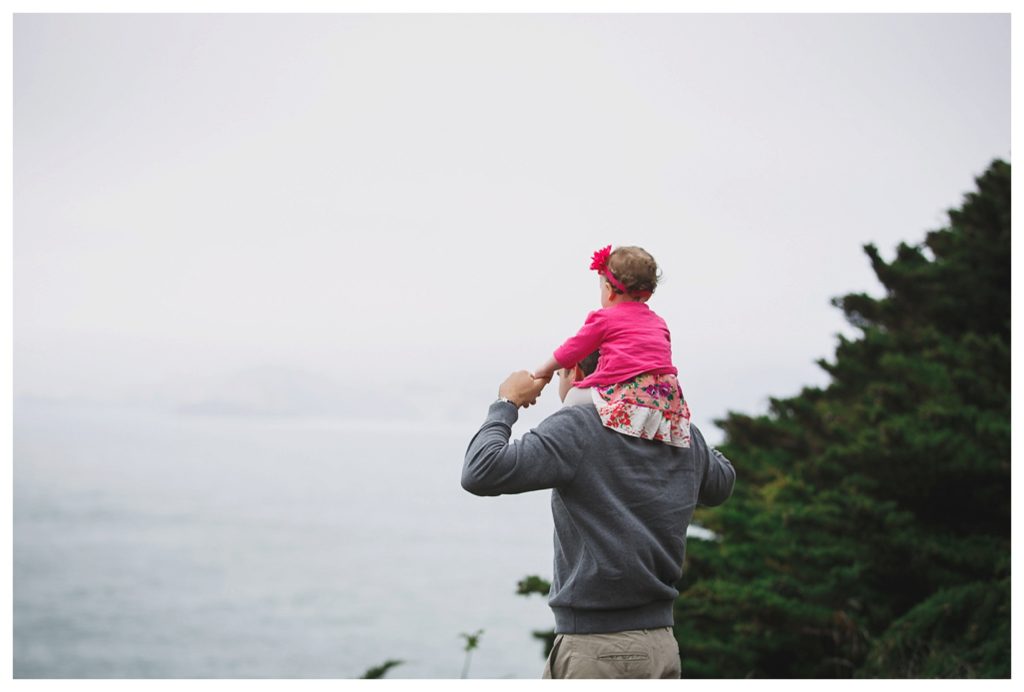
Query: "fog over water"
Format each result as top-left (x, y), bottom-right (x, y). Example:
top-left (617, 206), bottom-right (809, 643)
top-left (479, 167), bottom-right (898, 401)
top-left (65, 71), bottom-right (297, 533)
top-left (15, 13), bottom-right (1009, 436)
top-left (13, 12), bottom-right (1010, 678)
top-left (15, 401), bottom-right (560, 678)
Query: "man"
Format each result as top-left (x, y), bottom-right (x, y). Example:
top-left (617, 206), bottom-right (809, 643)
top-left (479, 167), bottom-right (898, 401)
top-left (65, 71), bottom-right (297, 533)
top-left (462, 353), bottom-right (736, 679)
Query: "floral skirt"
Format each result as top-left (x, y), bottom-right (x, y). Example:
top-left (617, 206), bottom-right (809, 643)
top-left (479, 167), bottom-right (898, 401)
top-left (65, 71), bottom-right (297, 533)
top-left (590, 373), bottom-right (691, 448)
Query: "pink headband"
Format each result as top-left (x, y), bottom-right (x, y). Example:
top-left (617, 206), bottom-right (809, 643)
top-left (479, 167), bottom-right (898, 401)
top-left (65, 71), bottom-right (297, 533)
top-left (589, 245), bottom-right (652, 298)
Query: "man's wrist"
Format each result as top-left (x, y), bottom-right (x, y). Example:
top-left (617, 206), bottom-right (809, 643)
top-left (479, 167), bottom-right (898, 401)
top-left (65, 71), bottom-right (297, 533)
top-left (496, 395), bottom-right (519, 408)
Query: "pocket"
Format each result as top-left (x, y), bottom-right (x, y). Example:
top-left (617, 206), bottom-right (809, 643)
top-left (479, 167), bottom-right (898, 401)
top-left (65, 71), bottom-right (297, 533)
top-left (592, 650), bottom-right (652, 678)
top-left (549, 634), bottom-right (564, 662)
top-left (597, 652), bottom-right (650, 662)
top-left (544, 635), bottom-right (565, 679)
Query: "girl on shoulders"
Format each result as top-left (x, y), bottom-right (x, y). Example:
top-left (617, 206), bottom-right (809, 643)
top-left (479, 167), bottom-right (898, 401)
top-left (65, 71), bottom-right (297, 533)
top-left (533, 245), bottom-right (691, 447)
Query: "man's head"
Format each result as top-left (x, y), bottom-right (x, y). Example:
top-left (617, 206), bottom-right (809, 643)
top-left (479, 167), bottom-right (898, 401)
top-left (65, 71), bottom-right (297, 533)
top-left (558, 350), bottom-right (600, 402)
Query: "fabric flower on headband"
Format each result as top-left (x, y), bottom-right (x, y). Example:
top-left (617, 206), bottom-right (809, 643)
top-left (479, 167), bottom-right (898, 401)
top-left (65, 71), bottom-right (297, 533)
top-left (590, 245), bottom-right (613, 272)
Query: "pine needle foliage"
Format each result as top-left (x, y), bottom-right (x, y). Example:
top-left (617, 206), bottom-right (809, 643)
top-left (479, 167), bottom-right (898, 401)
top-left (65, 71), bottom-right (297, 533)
top-left (676, 160), bottom-right (1010, 678)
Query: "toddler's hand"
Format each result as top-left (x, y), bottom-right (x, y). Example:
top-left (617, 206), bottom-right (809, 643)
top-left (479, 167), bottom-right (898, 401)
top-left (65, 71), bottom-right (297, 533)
top-left (532, 365), bottom-right (555, 382)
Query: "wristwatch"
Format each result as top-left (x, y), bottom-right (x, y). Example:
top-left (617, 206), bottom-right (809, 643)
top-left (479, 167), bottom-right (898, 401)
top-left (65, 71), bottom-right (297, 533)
top-left (497, 396), bottom-right (516, 407)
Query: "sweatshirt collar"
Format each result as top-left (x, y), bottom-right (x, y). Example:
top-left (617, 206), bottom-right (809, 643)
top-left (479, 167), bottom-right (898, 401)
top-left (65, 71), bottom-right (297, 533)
top-left (562, 386), bottom-right (595, 408)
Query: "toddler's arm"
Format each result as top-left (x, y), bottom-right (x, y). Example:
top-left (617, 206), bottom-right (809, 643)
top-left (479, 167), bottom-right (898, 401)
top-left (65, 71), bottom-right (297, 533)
top-left (550, 310), bottom-right (607, 376)
top-left (532, 355), bottom-right (561, 381)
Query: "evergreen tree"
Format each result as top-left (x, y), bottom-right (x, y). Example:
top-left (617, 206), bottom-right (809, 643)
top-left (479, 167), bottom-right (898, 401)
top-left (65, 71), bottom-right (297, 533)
top-left (675, 160), bottom-right (1010, 678)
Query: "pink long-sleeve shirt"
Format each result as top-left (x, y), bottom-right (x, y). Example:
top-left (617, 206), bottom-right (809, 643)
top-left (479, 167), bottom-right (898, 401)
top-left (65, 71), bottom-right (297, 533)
top-left (553, 302), bottom-right (677, 388)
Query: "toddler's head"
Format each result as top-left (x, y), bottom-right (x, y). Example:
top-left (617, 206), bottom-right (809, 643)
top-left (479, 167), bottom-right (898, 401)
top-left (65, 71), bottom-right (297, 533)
top-left (592, 245), bottom-right (662, 306)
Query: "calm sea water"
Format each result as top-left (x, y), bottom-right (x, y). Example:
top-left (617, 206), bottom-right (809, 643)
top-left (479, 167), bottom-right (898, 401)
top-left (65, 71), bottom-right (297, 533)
top-left (14, 401), bottom-right (556, 679)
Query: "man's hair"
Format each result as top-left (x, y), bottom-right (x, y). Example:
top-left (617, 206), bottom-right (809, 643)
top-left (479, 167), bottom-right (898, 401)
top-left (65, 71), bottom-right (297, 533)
top-left (578, 350), bottom-right (600, 377)
top-left (607, 246), bottom-right (662, 296)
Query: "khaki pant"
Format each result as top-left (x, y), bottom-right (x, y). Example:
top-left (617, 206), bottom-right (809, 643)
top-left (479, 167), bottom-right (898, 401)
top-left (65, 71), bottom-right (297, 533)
top-left (541, 628), bottom-right (681, 679)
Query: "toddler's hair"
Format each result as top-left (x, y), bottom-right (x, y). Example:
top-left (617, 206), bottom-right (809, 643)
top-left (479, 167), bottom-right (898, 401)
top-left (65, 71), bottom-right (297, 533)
top-left (607, 246), bottom-right (662, 296)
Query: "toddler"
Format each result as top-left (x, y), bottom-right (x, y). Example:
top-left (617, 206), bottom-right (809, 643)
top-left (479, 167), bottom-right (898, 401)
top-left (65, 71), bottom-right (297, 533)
top-left (533, 245), bottom-right (691, 447)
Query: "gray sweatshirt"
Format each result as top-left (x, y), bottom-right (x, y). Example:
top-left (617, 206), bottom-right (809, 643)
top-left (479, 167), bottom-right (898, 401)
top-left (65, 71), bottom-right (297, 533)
top-left (462, 398), bottom-right (735, 634)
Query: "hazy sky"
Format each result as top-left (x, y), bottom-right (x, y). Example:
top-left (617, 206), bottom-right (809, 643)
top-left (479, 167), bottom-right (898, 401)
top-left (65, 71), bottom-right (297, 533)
top-left (14, 13), bottom-right (1010, 438)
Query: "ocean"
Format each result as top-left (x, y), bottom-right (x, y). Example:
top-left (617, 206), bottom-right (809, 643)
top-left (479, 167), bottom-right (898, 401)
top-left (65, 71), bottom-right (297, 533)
top-left (14, 400), bottom-right (557, 679)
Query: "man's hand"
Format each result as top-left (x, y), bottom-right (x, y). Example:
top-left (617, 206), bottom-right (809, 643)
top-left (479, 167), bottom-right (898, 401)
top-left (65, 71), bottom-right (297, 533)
top-left (499, 370), bottom-right (549, 408)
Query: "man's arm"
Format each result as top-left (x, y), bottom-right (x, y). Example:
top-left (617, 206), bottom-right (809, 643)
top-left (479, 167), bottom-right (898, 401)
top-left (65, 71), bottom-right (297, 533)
top-left (462, 373), bottom-right (585, 496)
top-left (690, 425), bottom-right (736, 507)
